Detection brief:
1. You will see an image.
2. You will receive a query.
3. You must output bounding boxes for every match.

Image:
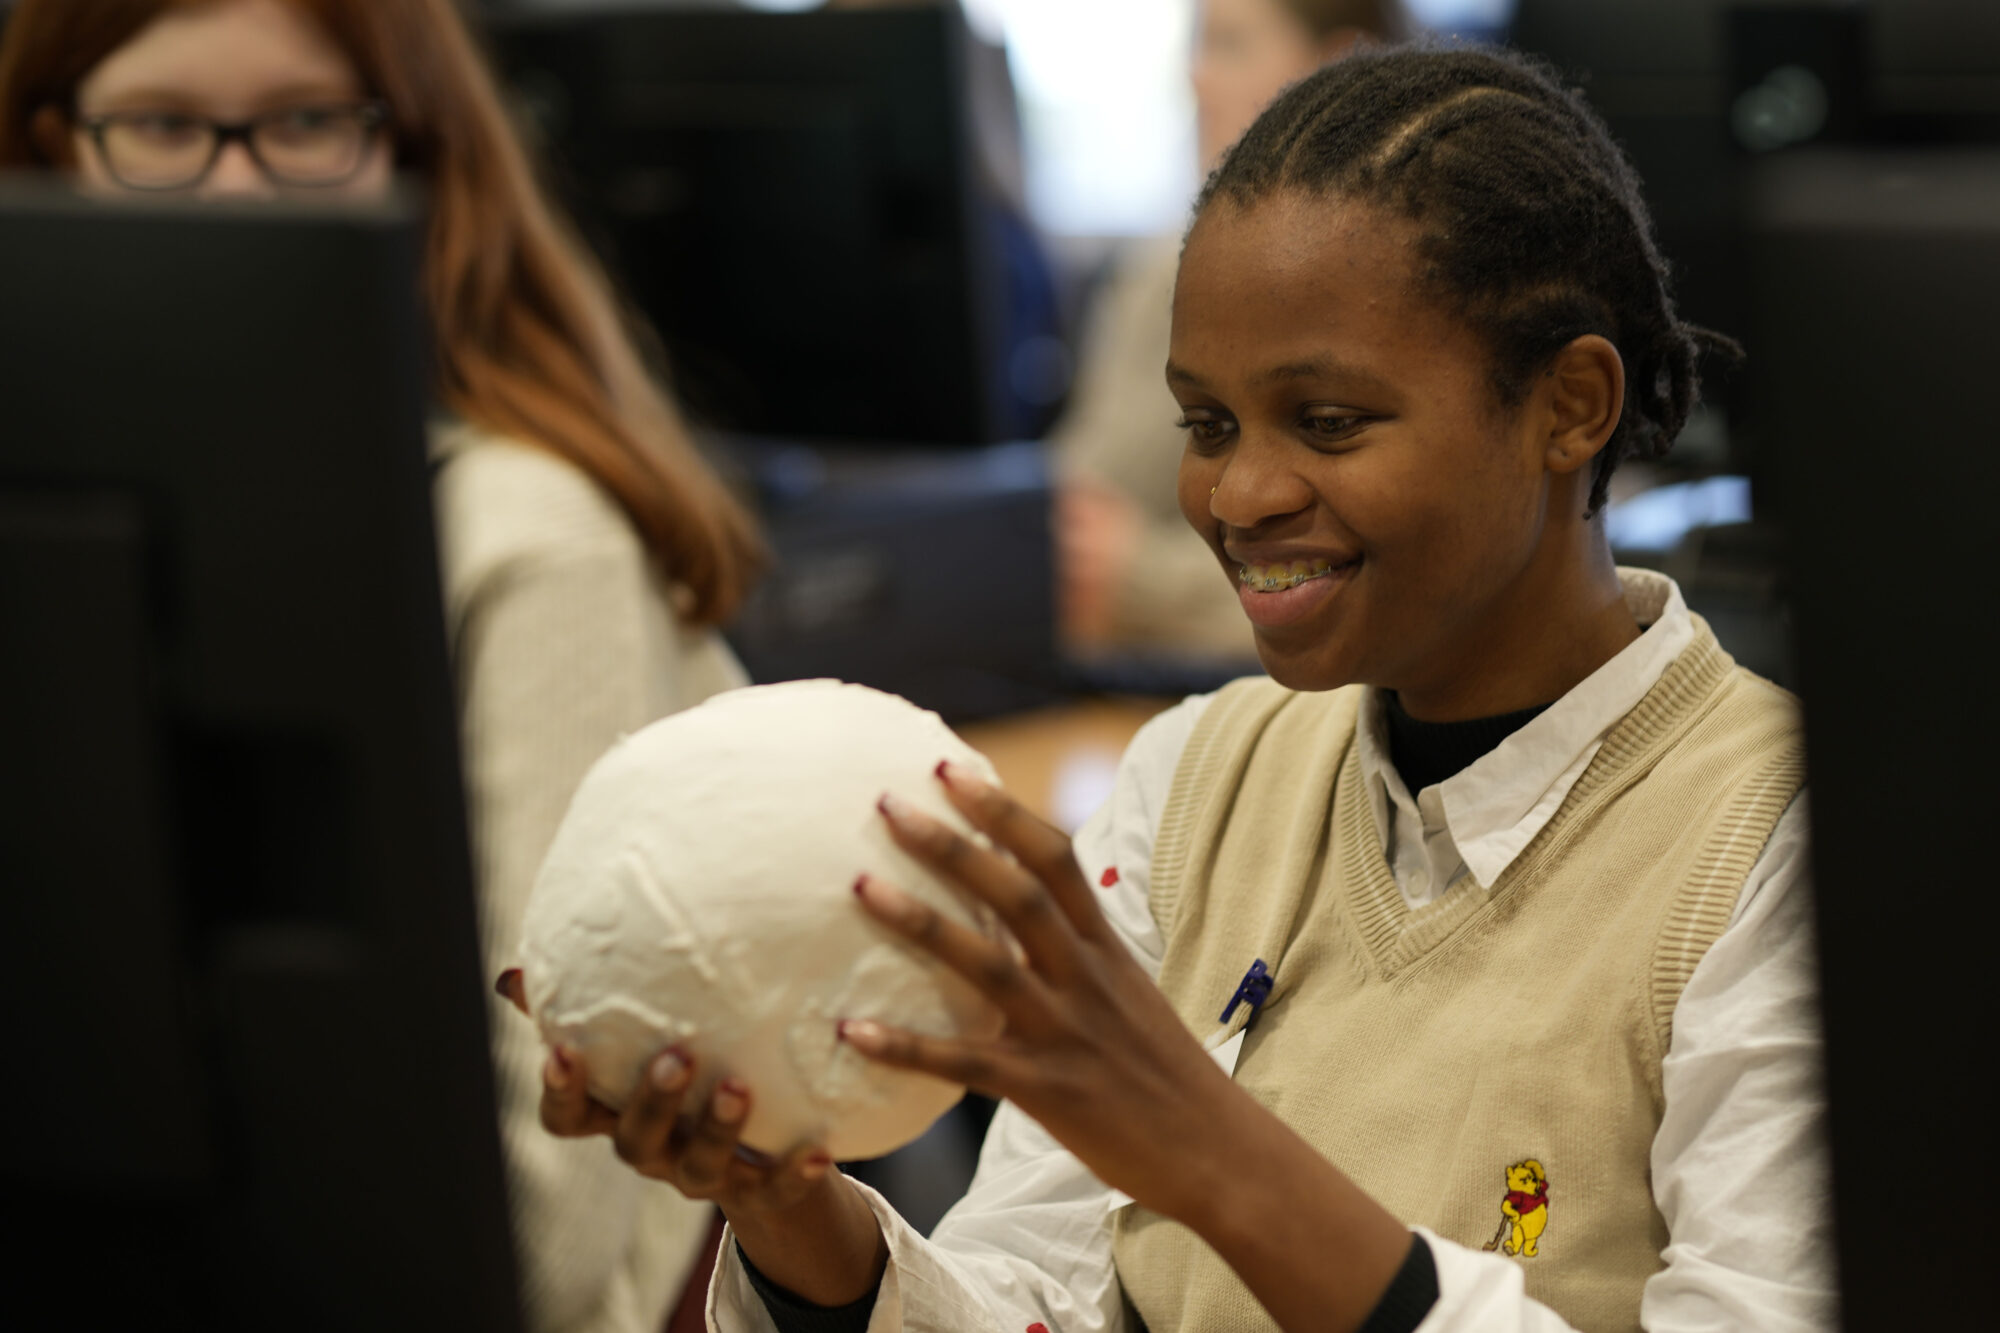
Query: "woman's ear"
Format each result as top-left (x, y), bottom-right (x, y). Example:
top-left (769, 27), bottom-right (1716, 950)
top-left (29, 105), bottom-right (76, 168)
top-left (1541, 334), bottom-right (1625, 476)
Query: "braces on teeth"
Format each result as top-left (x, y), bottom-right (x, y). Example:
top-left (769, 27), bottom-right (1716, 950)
top-left (1240, 562), bottom-right (1334, 591)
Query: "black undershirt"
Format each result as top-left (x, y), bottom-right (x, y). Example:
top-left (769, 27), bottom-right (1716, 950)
top-left (1381, 690), bottom-right (1554, 795)
top-left (743, 693), bottom-right (1551, 1333)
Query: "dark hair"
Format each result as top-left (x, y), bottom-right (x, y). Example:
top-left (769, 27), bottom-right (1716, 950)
top-left (1195, 43), bottom-right (1737, 514)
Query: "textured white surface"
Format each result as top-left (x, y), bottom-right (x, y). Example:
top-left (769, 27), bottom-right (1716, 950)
top-left (520, 680), bottom-right (1006, 1160)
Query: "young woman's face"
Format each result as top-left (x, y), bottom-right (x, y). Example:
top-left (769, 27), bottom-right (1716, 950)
top-left (1192, 0), bottom-right (1347, 173)
top-left (1170, 192), bottom-right (1564, 699)
top-left (71, 0), bottom-right (391, 200)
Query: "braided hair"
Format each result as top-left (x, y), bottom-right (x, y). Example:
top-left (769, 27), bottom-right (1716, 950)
top-left (1195, 43), bottom-right (1737, 514)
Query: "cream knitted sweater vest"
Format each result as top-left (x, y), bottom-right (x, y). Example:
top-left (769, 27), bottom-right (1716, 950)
top-left (1112, 622), bottom-right (1803, 1332)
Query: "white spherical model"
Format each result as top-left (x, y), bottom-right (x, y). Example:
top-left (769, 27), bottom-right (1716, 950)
top-left (518, 679), bottom-right (1006, 1161)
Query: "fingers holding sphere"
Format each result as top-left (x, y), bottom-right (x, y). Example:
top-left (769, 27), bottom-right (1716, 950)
top-left (541, 1045), bottom-right (620, 1139)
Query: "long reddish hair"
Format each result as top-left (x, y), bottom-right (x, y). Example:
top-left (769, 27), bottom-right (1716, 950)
top-left (0, 0), bottom-right (764, 623)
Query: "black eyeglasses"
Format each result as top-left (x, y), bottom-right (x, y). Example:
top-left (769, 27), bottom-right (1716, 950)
top-left (77, 102), bottom-right (391, 190)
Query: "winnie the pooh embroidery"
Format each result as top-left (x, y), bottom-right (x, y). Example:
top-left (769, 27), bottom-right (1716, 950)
top-left (1481, 1159), bottom-right (1550, 1257)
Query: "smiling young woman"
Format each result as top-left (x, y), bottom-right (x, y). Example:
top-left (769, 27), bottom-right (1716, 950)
top-left (1168, 192), bottom-right (1640, 716)
top-left (526, 43), bottom-right (1830, 1333)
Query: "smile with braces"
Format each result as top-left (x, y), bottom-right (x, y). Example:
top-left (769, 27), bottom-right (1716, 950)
top-left (1239, 560), bottom-right (1336, 592)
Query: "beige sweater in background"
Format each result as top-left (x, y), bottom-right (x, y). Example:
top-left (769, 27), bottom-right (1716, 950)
top-left (1049, 236), bottom-right (1257, 663)
top-left (432, 422), bottom-right (746, 1333)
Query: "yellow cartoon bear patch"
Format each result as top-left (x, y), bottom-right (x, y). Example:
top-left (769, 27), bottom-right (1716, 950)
top-left (1482, 1159), bottom-right (1550, 1258)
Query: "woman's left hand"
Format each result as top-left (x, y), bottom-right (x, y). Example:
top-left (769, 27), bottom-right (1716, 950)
top-left (843, 762), bottom-right (1246, 1224)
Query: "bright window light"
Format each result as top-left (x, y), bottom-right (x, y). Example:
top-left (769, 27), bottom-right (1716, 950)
top-left (975, 0), bottom-right (1198, 237)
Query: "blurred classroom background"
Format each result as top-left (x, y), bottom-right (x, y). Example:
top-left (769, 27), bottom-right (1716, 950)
top-left (5, 0), bottom-right (1996, 1327)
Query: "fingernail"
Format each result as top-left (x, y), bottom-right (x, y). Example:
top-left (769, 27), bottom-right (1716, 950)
top-left (836, 1019), bottom-right (886, 1054)
top-left (650, 1050), bottom-right (687, 1091)
top-left (494, 967), bottom-right (523, 999)
top-left (546, 1046), bottom-right (574, 1091)
top-left (713, 1079), bottom-right (748, 1124)
top-left (936, 760), bottom-right (986, 793)
top-left (801, 1152), bottom-right (832, 1181)
top-left (853, 874), bottom-right (911, 921)
top-left (877, 791), bottom-right (917, 825)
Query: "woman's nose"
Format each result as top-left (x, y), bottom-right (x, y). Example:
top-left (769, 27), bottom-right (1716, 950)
top-left (196, 141), bottom-right (278, 201)
top-left (1212, 444), bottom-right (1313, 529)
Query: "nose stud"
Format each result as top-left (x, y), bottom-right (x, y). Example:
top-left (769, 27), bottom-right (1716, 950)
top-left (1210, 486), bottom-right (1218, 496)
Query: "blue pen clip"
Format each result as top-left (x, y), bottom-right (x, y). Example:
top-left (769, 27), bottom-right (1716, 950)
top-left (1219, 958), bottom-right (1274, 1024)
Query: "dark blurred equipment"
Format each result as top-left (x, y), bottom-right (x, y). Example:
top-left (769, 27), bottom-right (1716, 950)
top-left (1747, 146), bottom-right (1997, 1329)
top-left (0, 190), bottom-right (522, 1330)
top-left (1509, 0), bottom-right (2000, 439)
top-left (489, 5), bottom-right (1047, 444)
top-left (1868, 0), bottom-right (2000, 142)
top-left (725, 438), bottom-right (1060, 722)
top-left (1508, 0), bottom-right (1753, 384)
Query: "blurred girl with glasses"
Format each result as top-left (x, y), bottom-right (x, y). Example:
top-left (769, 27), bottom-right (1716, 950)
top-left (0, 2), bottom-right (763, 1330)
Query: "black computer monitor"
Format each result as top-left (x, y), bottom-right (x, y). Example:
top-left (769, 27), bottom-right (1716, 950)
top-left (487, 6), bottom-right (1014, 445)
top-left (0, 187), bottom-right (522, 1330)
top-left (1745, 145), bottom-right (1997, 1328)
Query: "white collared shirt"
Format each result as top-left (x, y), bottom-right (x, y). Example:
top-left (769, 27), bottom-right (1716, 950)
top-left (708, 570), bottom-right (1836, 1333)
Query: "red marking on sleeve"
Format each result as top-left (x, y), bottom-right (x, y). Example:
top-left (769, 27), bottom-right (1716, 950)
top-left (1027, 1324), bottom-right (1051, 1333)
top-left (1099, 867), bottom-right (1120, 888)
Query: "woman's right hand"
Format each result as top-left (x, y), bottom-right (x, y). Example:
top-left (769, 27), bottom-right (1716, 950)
top-left (498, 970), bottom-right (888, 1305)
top-left (538, 1043), bottom-right (835, 1217)
top-left (496, 968), bottom-right (831, 1215)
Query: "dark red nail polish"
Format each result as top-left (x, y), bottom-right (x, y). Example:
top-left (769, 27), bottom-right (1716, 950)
top-left (852, 874), bottom-right (868, 897)
top-left (934, 759), bottom-right (950, 780)
top-left (494, 967), bottom-right (521, 998)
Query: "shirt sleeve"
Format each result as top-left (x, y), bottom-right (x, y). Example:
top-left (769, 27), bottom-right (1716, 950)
top-left (708, 696), bottom-right (1216, 1333)
top-left (1413, 794), bottom-right (1836, 1333)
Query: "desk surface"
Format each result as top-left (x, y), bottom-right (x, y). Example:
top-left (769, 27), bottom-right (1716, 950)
top-left (954, 697), bottom-right (1176, 834)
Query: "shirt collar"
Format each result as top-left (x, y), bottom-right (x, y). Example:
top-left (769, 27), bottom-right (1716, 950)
top-left (1355, 568), bottom-right (1695, 890)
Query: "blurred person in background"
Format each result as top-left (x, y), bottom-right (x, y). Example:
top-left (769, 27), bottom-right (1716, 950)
top-left (1054, 0), bottom-right (1409, 664)
top-left (0, 1), bottom-right (762, 1329)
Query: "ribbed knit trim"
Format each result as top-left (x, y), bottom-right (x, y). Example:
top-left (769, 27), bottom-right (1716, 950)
top-left (1149, 678), bottom-right (1300, 940)
top-left (1335, 620), bottom-right (1802, 993)
top-left (1646, 708), bottom-right (1804, 1047)
top-left (1337, 743), bottom-right (1490, 976)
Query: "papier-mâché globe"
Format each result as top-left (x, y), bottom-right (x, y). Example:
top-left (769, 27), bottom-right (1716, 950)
top-left (517, 679), bottom-right (1006, 1161)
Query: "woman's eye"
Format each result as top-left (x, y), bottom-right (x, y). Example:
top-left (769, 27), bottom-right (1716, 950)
top-left (1302, 413), bottom-right (1370, 444)
top-left (129, 113), bottom-right (202, 143)
top-left (1175, 416), bottom-right (1236, 451)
